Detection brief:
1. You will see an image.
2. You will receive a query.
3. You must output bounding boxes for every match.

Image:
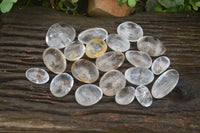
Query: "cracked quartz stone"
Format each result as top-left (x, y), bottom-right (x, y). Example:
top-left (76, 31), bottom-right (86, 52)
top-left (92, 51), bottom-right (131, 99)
top-left (151, 56), bottom-right (170, 75)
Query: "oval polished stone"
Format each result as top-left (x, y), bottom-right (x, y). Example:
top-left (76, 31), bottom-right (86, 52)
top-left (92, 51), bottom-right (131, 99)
top-left (75, 84), bottom-right (103, 106)
top-left (43, 47), bottom-right (66, 74)
top-left (50, 73), bottom-right (74, 97)
top-left (96, 51), bottom-right (125, 72)
top-left (151, 56), bottom-right (170, 75)
top-left (25, 68), bottom-right (49, 84)
top-left (152, 69), bottom-right (179, 99)
top-left (125, 50), bottom-right (152, 68)
top-left (99, 70), bottom-right (126, 96)
top-left (71, 59), bottom-right (99, 83)
top-left (125, 67), bottom-right (154, 86)
top-left (137, 36), bottom-right (166, 56)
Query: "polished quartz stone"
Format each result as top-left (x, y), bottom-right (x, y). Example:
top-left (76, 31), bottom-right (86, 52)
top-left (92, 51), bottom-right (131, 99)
top-left (152, 69), bottom-right (179, 99)
top-left (125, 50), bottom-right (152, 68)
top-left (85, 39), bottom-right (107, 58)
top-left (125, 67), bottom-right (154, 86)
top-left (96, 51), bottom-right (125, 72)
top-left (115, 86), bottom-right (135, 105)
top-left (135, 85), bottom-right (152, 107)
top-left (50, 73), bottom-right (74, 97)
top-left (151, 56), bottom-right (170, 75)
top-left (71, 59), bottom-right (99, 83)
top-left (25, 68), bottom-right (49, 84)
top-left (46, 23), bottom-right (76, 49)
top-left (43, 47), bottom-right (66, 74)
top-left (75, 84), bottom-right (103, 106)
top-left (99, 70), bottom-right (126, 96)
top-left (137, 36), bottom-right (166, 56)
top-left (117, 21), bottom-right (143, 42)
top-left (106, 34), bottom-right (130, 52)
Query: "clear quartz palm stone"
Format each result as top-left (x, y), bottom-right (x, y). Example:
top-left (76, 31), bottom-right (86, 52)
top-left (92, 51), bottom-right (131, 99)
top-left (151, 56), bottom-right (170, 75)
top-left (75, 84), bottom-right (103, 106)
top-left (25, 68), bottom-right (49, 84)
top-left (117, 21), bottom-right (143, 42)
top-left (46, 23), bottom-right (76, 49)
top-left (152, 69), bottom-right (179, 99)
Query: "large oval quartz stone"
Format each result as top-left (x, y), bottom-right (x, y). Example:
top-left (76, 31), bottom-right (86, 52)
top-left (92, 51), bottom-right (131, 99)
top-left (46, 23), bottom-right (76, 49)
top-left (50, 73), bottom-right (74, 97)
top-left (125, 67), bottom-right (154, 86)
top-left (96, 51), bottom-right (124, 72)
top-left (99, 70), bottom-right (126, 96)
top-left (43, 47), bottom-right (66, 74)
top-left (125, 50), bottom-right (152, 68)
top-left (75, 84), bottom-right (103, 106)
top-left (152, 69), bottom-right (179, 99)
top-left (71, 59), bottom-right (99, 83)
top-left (151, 56), bottom-right (170, 75)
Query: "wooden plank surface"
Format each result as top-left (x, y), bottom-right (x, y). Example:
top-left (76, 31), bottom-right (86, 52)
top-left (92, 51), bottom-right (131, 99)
top-left (0, 6), bottom-right (200, 133)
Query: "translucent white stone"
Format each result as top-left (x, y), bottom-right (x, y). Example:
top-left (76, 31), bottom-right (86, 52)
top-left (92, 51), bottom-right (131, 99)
top-left (99, 70), bottom-right (126, 96)
top-left (106, 34), bottom-right (130, 52)
top-left (151, 56), bottom-right (170, 75)
top-left (78, 28), bottom-right (108, 44)
top-left (96, 51), bottom-right (125, 72)
top-left (152, 69), bottom-right (179, 99)
top-left (50, 73), bottom-right (74, 97)
top-left (135, 85), bottom-right (152, 107)
top-left (115, 86), bottom-right (135, 105)
top-left (43, 47), bottom-right (66, 74)
top-left (25, 68), bottom-right (49, 84)
top-left (71, 59), bottom-right (99, 83)
top-left (75, 84), bottom-right (103, 106)
top-left (125, 50), bottom-right (152, 68)
top-left (125, 67), bottom-right (154, 86)
top-left (137, 36), bottom-right (166, 57)
top-left (46, 23), bottom-right (76, 49)
top-left (117, 21), bottom-right (143, 42)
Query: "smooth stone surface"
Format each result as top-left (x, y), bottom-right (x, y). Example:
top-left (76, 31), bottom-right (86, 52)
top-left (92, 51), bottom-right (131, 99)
top-left (46, 23), bottom-right (76, 49)
top-left (125, 67), bottom-right (154, 86)
top-left (125, 50), bottom-right (152, 68)
top-left (50, 73), bottom-right (74, 97)
top-left (43, 47), bottom-right (66, 74)
top-left (117, 21), bottom-right (143, 42)
top-left (96, 51), bottom-right (125, 72)
top-left (137, 36), bottom-right (166, 56)
top-left (75, 84), bottom-right (103, 106)
top-left (106, 34), bottom-right (130, 52)
top-left (151, 56), bottom-right (170, 75)
top-left (71, 59), bottom-right (99, 83)
top-left (25, 68), bottom-right (49, 84)
top-left (99, 70), bottom-right (126, 96)
top-left (152, 69), bottom-right (179, 99)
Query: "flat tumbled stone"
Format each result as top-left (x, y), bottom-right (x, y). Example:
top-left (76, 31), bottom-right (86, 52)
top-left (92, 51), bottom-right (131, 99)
top-left (151, 56), bottom-right (170, 75)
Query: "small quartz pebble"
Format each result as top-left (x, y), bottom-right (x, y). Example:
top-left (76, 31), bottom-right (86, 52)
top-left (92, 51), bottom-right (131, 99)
top-left (135, 85), bottom-right (152, 107)
top-left (75, 84), bottom-right (103, 106)
top-left (25, 68), bottom-right (49, 84)
top-left (96, 51), bottom-right (125, 72)
top-left (137, 36), bottom-right (166, 56)
top-left (125, 67), bottom-right (154, 86)
top-left (152, 69), bottom-right (179, 99)
top-left (125, 50), bottom-right (152, 68)
top-left (43, 47), bottom-right (66, 74)
top-left (115, 86), bottom-right (135, 105)
top-left (99, 70), bottom-right (126, 96)
top-left (151, 56), bottom-right (170, 75)
top-left (50, 73), bottom-right (74, 97)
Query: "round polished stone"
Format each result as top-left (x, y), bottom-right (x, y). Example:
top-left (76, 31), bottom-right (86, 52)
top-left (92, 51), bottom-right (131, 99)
top-left (151, 56), bottom-right (170, 75)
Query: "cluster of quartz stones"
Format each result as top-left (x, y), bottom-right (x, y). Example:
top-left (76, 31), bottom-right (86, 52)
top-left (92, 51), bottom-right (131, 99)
top-left (25, 22), bottom-right (179, 107)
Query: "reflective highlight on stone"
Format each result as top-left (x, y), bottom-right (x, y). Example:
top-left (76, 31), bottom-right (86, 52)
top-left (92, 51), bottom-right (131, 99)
top-left (151, 56), bottom-right (170, 75)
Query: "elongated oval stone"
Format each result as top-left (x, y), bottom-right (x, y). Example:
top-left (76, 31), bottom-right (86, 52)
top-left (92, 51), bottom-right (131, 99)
top-left (50, 73), bottom-right (74, 97)
top-left (137, 36), bottom-right (166, 56)
top-left (25, 68), bottom-right (49, 84)
top-left (99, 70), bottom-right (126, 96)
top-left (152, 69), bottom-right (179, 99)
top-left (75, 84), bottom-right (103, 106)
top-left (151, 56), bottom-right (170, 75)
top-left (43, 47), bottom-right (66, 74)
top-left (125, 67), bottom-right (154, 86)
top-left (96, 51), bottom-right (125, 72)
top-left (71, 59), bottom-right (99, 83)
top-left (125, 50), bottom-right (152, 68)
